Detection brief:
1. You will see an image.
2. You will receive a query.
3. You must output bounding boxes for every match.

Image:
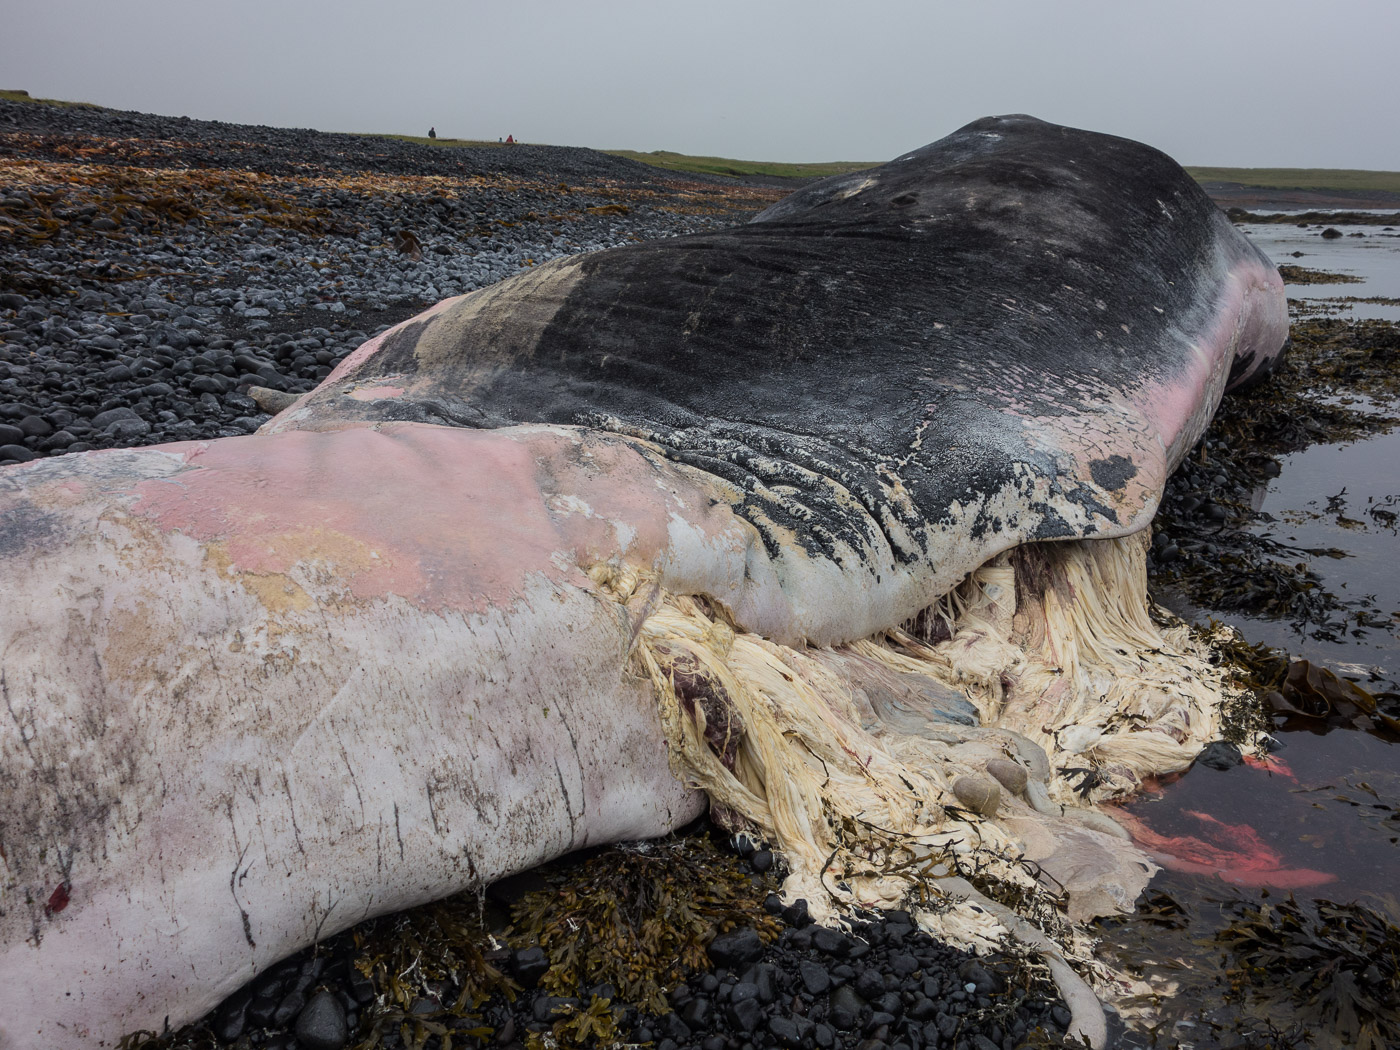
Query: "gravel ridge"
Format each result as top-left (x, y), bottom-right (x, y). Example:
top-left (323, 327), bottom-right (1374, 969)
top-left (0, 98), bottom-right (706, 185)
top-left (1, 100), bottom-right (782, 460)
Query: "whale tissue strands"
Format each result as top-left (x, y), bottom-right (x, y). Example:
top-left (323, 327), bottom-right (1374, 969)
top-left (0, 115), bottom-right (1286, 1049)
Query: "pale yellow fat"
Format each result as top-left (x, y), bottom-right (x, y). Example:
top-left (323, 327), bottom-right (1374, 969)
top-left (592, 530), bottom-right (1237, 960)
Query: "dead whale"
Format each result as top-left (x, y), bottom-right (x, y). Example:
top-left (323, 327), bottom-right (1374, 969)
top-left (0, 116), bottom-right (1286, 1048)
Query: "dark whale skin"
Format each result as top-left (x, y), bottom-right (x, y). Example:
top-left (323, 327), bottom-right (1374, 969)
top-left (275, 114), bottom-right (1286, 609)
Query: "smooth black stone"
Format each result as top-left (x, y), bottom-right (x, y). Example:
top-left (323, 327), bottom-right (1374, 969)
top-left (739, 963), bottom-right (776, 1004)
top-left (956, 961), bottom-right (997, 996)
top-left (781, 898), bottom-right (813, 929)
top-left (729, 981), bottom-right (760, 1005)
top-left (811, 927), bottom-right (848, 955)
top-left (680, 996), bottom-right (714, 1029)
top-left (726, 997), bottom-right (763, 1034)
top-left (702, 1038), bottom-right (725, 1050)
top-left (888, 953), bottom-right (919, 978)
top-left (1197, 740), bottom-right (1244, 770)
top-left (0, 424), bottom-right (23, 444)
top-left (874, 991), bottom-right (904, 1019)
top-left (767, 1016), bottom-right (804, 1048)
top-left (781, 926), bottom-right (813, 951)
top-left (708, 928), bottom-right (764, 968)
top-left (659, 1011), bottom-right (692, 1042)
top-left (90, 406), bottom-right (138, 428)
top-left (41, 430), bottom-right (75, 449)
top-left (189, 374), bottom-right (227, 394)
top-left (246, 990), bottom-right (281, 1028)
top-left (348, 970), bottom-right (376, 1004)
top-left (295, 989), bottom-right (350, 1050)
top-left (763, 892), bottom-right (785, 915)
top-left (17, 414), bottom-right (50, 437)
top-left (812, 1023), bottom-right (836, 1049)
top-left (854, 970), bottom-right (886, 1000)
top-left (271, 989), bottom-right (306, 1028)
top-left (828, 985), bottom-right (865, 1030)
top-left (212, 987), bottom-right (252, 1043)
top-left (749, 849), bottom-right (774, 873)
top-left (799, 960), bottom-right (831, 996)
top-left (907, 997), bottom-right (939, 1022)
top-left (509, 946), bottom-right (550, 989)
top-left (866, 1013), bottom-right (896, 1033)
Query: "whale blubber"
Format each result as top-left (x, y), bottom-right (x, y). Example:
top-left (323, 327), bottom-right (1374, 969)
top-left (1, 116), bottom-right (1287, 1049)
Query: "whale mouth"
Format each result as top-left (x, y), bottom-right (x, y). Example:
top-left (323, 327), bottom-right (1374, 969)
top-left (606, 528), bottom-right (1236, 961)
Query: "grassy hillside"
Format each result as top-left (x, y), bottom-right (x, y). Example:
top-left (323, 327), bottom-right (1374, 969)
top-left (377, 133), bottom-right (509, 149)
top-left (1, 88), bottom-right (100, 108)
top-left (602, 150), bottom-right (875, 180)
top-left (1185, 166), bottom-right (1400, 194)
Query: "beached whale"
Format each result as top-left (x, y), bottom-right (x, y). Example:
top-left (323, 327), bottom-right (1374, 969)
top-left (0, 115), bottom-right (1287, 1049)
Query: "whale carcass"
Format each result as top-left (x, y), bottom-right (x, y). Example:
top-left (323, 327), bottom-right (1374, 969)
top-left (0, 115), bottom-right (1287, 1048)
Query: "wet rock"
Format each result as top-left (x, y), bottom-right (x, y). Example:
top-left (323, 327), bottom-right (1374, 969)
top-left (726, 995), bottom-right (763, 1033)
top-left (1197, 740), bottom-right (1244, 770)
top-left (707, 928), bottom-right (764, 968)
top-left (952, 775), bottom-right (1001, 816)
top-left (294, 990), bottom-right (349, 1050)
top-left (532, 996), bottom-right (580, 1022)
top-left (799, 959), bottom-right (831, 995)
top-left (509, 946), bottom-right (549, 989)
top-left (984, 757), bottom-right (1028, 796)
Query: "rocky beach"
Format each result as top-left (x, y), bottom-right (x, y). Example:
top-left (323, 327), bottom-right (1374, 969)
top-left (0, 99), bottom-right (1076, 1050)
top-left (6, 95), bottom-right (1400, 1050)
top-left (0, 97), bottom-right (796, 463)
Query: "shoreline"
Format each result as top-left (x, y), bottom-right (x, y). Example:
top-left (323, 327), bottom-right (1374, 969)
top-left (5, 98), bottom-right (1397, 1050)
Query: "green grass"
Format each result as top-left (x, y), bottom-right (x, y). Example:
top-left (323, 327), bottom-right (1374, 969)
top-left (601, 150), bottom-right (875, 180)
top-left (366, 137), bottom-right (877, 180)
top-left (374, 133), bottom-right (509, 149)
top-left (1185, 166), bottom-right (1400, 194)
top-left (1, 89), bottom-right (101, 108)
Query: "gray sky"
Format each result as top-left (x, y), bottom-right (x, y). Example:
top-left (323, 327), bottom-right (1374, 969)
top-left (5, 0), bottom-right (1397, 170)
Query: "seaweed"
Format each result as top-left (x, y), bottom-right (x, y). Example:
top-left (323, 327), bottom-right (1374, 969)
top-left (509, 834), bottom-right (780, 1017)
top-left (1214, 895), bottom-right (1400, 1050)
top-left (1277, 264), bottom-right (1364, 285)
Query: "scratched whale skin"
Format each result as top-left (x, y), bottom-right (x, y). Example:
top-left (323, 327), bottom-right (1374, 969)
top-left (0, 116), bottom-right (1286, 1047)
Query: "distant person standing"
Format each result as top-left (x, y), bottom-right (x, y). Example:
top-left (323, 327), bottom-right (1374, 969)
top-left (506, 134), bottom-right (515, 145)
top-left (428, 126), bottom-right (437, 139)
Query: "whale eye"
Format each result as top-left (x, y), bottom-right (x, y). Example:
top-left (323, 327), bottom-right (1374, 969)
top-left (892, 193), bottom-right (918, 207)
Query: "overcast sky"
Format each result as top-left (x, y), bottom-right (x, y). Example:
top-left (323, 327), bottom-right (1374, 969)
top-left (5, 0), bottom-right (1397, 170)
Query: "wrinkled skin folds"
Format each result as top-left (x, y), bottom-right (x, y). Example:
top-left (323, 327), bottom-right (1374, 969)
top-left (0, 115), bottom-right (1286, 1048)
